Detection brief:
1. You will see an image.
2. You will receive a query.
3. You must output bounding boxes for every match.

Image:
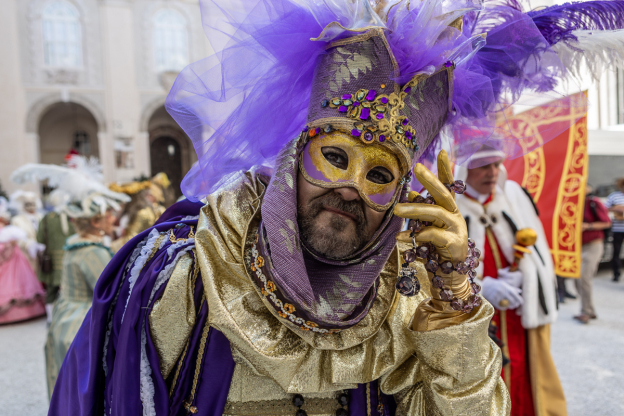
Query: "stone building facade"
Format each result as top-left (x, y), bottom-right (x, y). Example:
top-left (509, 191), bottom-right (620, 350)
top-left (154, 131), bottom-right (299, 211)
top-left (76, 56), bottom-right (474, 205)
top-left (0, 0), bottom-right (208, 197)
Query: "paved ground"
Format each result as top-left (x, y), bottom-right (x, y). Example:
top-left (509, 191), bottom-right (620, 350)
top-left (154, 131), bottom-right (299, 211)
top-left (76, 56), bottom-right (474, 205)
top-left (0, 269), bottom-right (622, 415)
top-left (552, 269), bottom-right (624, 416)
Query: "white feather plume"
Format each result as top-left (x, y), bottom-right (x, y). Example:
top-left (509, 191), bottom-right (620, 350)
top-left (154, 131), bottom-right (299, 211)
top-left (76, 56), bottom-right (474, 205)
top-left (10, 156), bottom-right (129, 217)
top-left (553, 29), bottom-right (624, 80)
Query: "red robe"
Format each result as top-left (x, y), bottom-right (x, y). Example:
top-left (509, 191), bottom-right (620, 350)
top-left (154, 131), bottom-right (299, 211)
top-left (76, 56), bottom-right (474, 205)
top-left (484, 230), bottom-right (535, 416)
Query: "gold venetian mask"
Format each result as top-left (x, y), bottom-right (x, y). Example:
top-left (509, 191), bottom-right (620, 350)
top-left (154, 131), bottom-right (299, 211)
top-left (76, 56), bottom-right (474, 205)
top-left (299, 131), bottom-right (402, 211)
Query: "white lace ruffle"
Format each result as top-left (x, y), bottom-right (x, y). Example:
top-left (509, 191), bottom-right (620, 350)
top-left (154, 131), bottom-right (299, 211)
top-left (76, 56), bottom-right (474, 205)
top-left (121, 229), bottom-right (166, 323)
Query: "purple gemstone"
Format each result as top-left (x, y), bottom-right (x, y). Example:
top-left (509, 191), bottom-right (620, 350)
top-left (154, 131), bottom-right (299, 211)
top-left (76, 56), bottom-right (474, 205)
top-left (451, 298), bottom-right (463, 311)
top-left (342, 94), bottom-right (352, 100)
top-left (363, 131), bottom-right (373, 142)
top-left (468, 269), bottom-right (477, 279)
top-left (302, 126), bottom-right (309, 132)
top-left (467, 238), bottom-right (476, 249)
top-left (413, 195), bottom-right (426, 203)
top-left (463, 302), bottom-right (474, 313)
top-left (404, 86), bottom-right (412, 93)
top-left (451, 180), bottom-right (466, 194)
top-left (425, 259), bottom-right (439, 273)
top-left (471, 282), bottom-right (481, 295)
top-left (360, 108), bottom-right (370, 120)
top-left (403, 249), bottom-right (417, 263)
top-left (430, 252), bottom-right (440, 263)
top-left (366, 90), bottom-right (377, 101)
top-left (353, 101), bottom-right (360, 107)
top-left (471, 295), bottom-right (482, 308)
top-left (432, 275), bottom-right (445, 289)
top-left (440, 261), bottom-right (454, 274)
top-left (338, 105), bottom-right (348, 113)
top-left (405, 131), bottom-right (412, 139)
top-left (351, 129), bottom-right (362, 137)
top-left (455, 261), bottom-right (469, 274)
top-left (440, 289), bottom-right (453, 301)
top-left (396, 270), bottom-right (420, 297)
top-left (424, 196), bottom-right (435, 205)
top-left (422, 221), bottom-right (432, 227)
top-left (379, 135), bottom-right (386, 142)
top-left (408, 219), bottom-right (423, 233)
top-left (380, 97), bottom-right (389, 104)
top-left (472, 248), bottom-right (482, 258)
top-left (376, 113), bottom-right (384, 119)
top-left (402, 119), bottom-right (409, 126)
top-left (467, 257), bottom-right (478, 269)
top-left (416, 245), bottom-right (430, 259)
top-left (444, 61), bottom-right (453, 68)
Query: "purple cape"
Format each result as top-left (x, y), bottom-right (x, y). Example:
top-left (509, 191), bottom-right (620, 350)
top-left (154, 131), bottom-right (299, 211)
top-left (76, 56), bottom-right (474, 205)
top-left (48, 199), bottom-right (397, 416)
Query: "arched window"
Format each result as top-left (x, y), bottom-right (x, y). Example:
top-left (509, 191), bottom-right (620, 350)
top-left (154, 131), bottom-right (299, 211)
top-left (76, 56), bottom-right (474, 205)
top-left (153, 9), bottom-right (189, 72)
top-left (42, 1), bottom-right (82, 68)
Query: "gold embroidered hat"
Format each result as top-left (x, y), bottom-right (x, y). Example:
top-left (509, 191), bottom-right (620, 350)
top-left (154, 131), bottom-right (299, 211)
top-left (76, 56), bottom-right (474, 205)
top-left (305, 28), bottom-right (453, 176)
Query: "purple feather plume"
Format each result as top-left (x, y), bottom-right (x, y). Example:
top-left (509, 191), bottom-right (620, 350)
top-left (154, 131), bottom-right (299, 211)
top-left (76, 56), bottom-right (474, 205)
top-left (528, 1), bottom-right (624, 45)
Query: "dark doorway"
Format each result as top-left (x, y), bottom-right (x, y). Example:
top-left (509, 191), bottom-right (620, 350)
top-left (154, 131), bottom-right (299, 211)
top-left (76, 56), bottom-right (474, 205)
top-left (150, 136), bottom-right (182, 199)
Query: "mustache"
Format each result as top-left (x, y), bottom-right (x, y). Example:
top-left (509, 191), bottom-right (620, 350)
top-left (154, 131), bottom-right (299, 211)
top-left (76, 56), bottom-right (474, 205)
top-left (307, 192), bottom-right (367, 226)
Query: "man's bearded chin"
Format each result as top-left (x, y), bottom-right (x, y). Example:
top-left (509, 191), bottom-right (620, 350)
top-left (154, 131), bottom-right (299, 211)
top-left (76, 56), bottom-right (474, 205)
top-left (298, 192), bottom-right (372, 259)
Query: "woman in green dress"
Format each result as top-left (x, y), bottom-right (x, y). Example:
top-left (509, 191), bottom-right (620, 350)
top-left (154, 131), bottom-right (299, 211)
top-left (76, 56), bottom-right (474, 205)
top-left (44, 194), bottom-right (125, 398)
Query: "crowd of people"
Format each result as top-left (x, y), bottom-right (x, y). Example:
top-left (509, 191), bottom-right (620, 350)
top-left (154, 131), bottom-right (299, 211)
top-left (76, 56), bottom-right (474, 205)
top-left (0, 155), bottom-right (171, 397)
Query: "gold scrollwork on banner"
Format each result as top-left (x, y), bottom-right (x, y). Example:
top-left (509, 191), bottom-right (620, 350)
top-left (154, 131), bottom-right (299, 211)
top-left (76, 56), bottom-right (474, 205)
top-left (551, 97), bottom-right (588, 278)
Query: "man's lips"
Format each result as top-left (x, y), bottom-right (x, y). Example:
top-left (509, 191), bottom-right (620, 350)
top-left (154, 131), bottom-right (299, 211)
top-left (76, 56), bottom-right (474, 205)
top-left (322, 206), bottom-right (357, 221)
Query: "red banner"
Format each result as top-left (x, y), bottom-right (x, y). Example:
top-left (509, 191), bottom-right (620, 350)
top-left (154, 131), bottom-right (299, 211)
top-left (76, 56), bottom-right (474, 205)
top-left (503, 93), bottom-right (588, 278)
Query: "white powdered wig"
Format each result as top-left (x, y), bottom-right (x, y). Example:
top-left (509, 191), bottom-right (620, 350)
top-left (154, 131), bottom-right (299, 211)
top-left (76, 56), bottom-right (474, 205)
top-left (553, 29), bottom-right (624, 80)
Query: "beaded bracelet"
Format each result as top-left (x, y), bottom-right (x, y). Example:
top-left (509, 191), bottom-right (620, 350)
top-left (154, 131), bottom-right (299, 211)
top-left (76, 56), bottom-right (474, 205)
top-left (395, 180), bottom-right (482, 313)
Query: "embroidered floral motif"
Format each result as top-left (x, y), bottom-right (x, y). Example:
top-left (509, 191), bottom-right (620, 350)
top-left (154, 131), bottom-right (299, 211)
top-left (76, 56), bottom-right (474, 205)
top-left (250, 233), bottom-right (331, 334)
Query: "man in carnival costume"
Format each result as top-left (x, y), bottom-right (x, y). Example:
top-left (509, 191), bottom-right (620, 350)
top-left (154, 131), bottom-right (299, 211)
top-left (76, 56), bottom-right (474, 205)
top-left (49, 0), bottom-right (624, 415)
top-left (454, 143), bottom-right (564, 416)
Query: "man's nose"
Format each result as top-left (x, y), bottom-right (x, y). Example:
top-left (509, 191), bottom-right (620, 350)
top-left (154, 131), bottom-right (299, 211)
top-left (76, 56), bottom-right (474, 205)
top-left (334, 187), bottom-right (360, 201)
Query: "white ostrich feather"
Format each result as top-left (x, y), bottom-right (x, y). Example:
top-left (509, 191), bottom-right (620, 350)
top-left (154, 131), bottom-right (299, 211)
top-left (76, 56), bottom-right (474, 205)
top-left (553, 29), bottom-right (624, 81)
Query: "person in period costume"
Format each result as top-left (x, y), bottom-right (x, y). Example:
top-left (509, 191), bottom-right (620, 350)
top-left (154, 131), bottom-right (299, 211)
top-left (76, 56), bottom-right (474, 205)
top-left (36, 210), bottom-right (75, 322)
top-left (0, 197), bottom-right (46, 324)
top-left (48, 0), bottom-right (624, 415)
top-left (8, 156), bottom-right (129, 395)
top-left (574, 185), bottom-right (611, 323)
top-left (455, 143), bottom-right (566, 416)
top-left (109, 173), bottom-right (170, 252)
top-left (9, 190), bottom-right (43, 271)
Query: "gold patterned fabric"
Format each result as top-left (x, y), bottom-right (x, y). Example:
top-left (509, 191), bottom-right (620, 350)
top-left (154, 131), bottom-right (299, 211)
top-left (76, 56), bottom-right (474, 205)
top-left (162, 168), bottom-right (513, 415)
top-left (149, 252), bottom-right (198, 378)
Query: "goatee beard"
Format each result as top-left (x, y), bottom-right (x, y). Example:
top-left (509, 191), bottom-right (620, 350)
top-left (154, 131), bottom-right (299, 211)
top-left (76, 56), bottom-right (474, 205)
top-left (298, 192), bottom-right (371, 259)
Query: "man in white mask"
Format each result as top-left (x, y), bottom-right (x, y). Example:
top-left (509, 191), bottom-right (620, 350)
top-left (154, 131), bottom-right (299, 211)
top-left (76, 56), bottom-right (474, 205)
top-left (455, 142), bottom-right (566, 416)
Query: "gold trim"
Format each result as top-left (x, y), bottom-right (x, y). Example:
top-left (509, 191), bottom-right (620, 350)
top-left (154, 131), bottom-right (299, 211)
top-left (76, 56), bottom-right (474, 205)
top-left (169, 226), bottom-right (195, 244)
top-left (183, 296), bottom-right (210, 413)
top-left (366, 383), bottom-right (371, 416)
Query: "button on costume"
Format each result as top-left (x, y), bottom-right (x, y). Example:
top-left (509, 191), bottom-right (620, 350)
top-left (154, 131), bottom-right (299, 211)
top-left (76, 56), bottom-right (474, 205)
top-left (455, 149), bottom-right (565, 416)
top-left (47, 0), bottom-right (624, 415)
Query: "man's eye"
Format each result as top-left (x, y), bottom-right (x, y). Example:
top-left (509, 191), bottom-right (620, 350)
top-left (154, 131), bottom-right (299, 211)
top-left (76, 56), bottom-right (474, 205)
top-left (321, 147), bottom-right (348, 170)
top-left (366, 167), bottom-right (394, 184)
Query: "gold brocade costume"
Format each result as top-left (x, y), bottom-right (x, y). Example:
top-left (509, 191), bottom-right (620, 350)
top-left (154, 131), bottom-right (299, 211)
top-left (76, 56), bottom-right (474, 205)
top-left (150, 170), bottom-right (510, 415)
